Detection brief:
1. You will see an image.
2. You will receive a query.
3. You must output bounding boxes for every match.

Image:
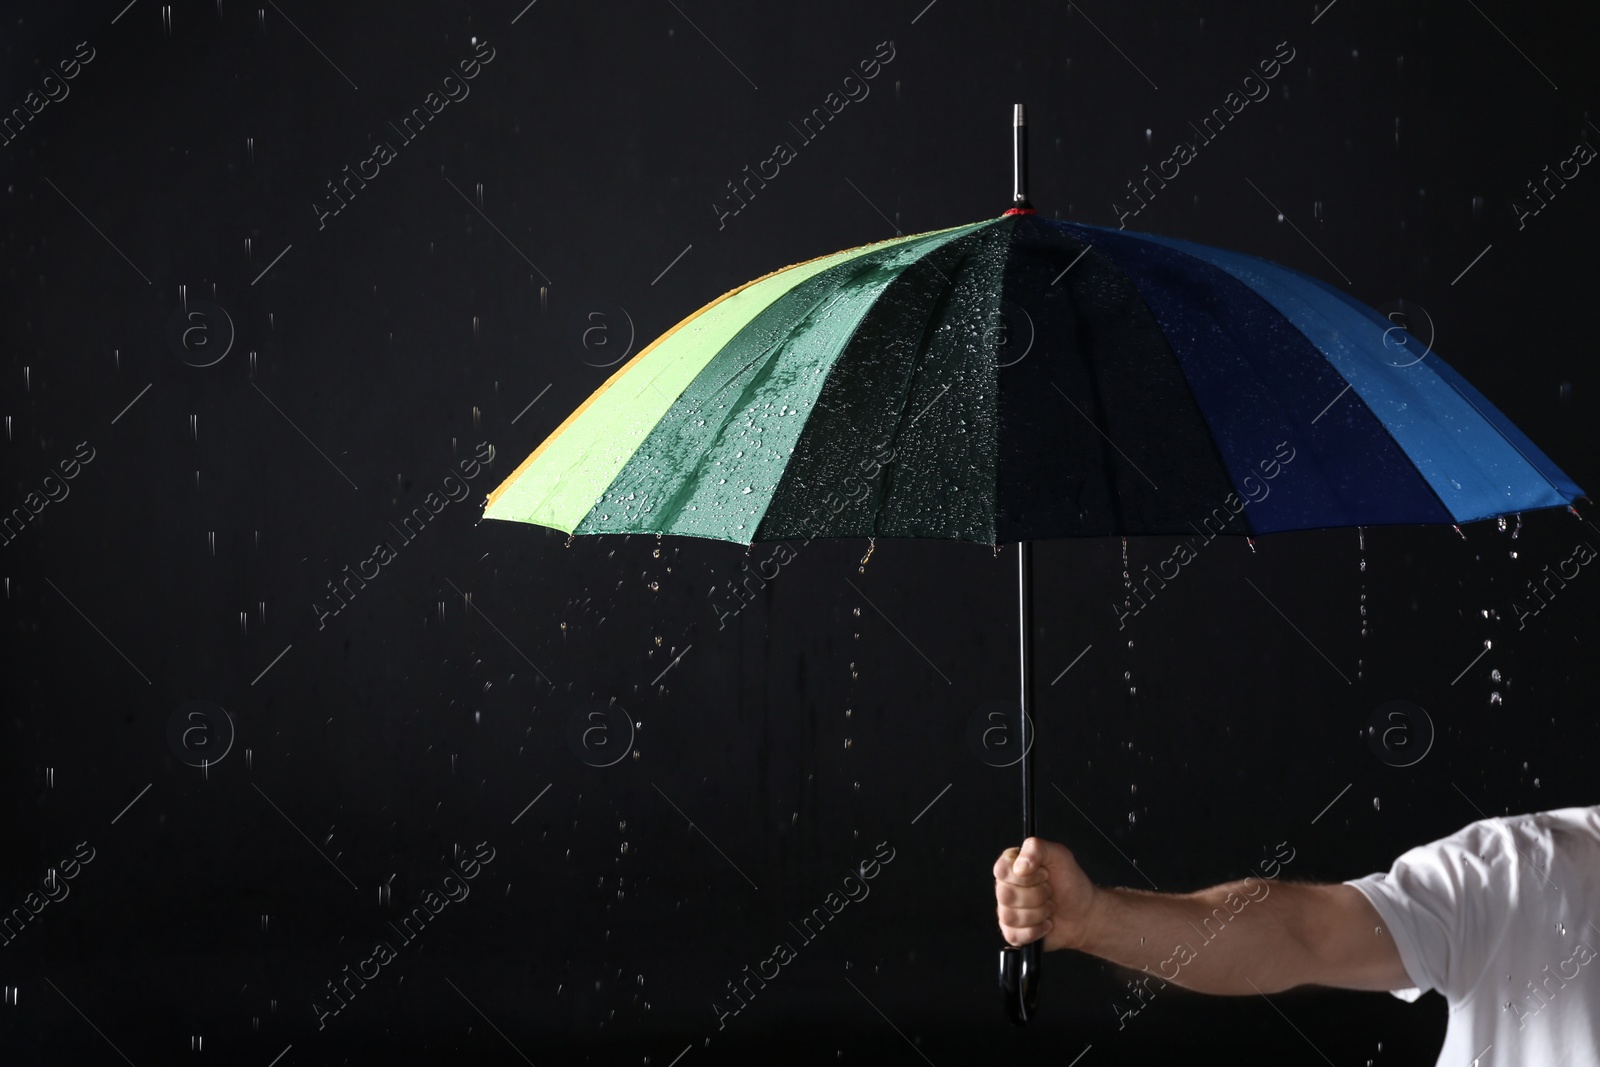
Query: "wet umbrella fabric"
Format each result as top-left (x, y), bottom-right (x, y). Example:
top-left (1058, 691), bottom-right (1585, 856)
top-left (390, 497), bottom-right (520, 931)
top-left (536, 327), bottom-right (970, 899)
top-left (483, 213), bottom-right (1582, 540)
top-left (481, 209), bottom-right (1586, 1026)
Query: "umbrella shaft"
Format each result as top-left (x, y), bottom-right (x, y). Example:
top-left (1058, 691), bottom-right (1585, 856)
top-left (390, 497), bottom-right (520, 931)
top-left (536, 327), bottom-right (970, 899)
top-left (1017, 540), bottom-right (1035, 840)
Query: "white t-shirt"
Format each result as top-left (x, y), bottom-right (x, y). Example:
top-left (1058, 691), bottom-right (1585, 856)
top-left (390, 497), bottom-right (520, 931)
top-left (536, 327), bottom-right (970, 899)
top-left (1344, 805), bottom-right (1600, 1067)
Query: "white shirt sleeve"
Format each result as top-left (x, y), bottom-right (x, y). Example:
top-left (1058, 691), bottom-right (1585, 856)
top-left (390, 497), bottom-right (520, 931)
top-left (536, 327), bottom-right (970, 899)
top-left (1342, 817), bottom-right (1516, 1004)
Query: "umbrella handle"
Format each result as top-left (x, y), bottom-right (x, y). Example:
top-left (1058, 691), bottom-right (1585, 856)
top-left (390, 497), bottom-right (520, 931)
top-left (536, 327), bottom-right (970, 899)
top-left (998, 940), bottom-right (1041, 1024)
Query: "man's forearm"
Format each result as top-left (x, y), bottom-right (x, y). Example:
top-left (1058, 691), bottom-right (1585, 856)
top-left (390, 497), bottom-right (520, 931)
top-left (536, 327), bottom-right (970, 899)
top-left (1078, 880), bottom-right (1324, 995)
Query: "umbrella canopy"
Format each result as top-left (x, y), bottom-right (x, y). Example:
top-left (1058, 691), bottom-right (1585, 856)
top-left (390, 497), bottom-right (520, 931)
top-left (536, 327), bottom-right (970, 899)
top-left (482, 106), bottom-right (1585, 1027)
top-left (483, 214), bottom-right (1583, 543)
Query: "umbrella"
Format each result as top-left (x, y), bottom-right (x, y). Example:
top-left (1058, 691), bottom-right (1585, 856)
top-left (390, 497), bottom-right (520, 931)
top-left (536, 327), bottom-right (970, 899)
top-left (482, 105), bottom-right (1586, 1024)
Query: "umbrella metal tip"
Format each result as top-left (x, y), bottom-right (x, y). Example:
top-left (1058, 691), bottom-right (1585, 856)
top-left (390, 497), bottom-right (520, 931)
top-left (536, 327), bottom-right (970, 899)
top-left (1013, 103), bottom-right (1026, 126)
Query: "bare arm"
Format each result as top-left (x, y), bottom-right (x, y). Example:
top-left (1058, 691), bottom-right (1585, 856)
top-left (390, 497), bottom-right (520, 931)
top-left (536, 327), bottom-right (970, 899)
top-left (994, 837), bottom-right (1412, 995)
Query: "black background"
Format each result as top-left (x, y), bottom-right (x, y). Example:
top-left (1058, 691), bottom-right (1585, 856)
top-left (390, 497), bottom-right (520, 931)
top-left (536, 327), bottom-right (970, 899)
top-left (2, 1), bottom-right (1596, 1063)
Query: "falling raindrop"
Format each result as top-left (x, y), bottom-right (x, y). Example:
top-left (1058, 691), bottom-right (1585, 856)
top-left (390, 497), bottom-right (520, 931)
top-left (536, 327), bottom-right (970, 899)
top-left (1373, 797), bottom-right (1380, 811)
top-left (1489, 692), bottom-right (1502, 706)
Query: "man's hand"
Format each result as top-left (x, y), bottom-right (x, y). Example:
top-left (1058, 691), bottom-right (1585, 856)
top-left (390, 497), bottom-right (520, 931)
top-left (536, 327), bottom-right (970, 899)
top-left (993, 836), bottom-right (1099, 953)
top-left (994, 838), bottom-right (1415, 995)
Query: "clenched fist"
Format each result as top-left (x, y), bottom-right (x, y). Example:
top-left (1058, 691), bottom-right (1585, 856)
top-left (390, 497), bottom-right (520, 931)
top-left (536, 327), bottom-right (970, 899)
top-left (994, 836), bottom-right (1100, 953)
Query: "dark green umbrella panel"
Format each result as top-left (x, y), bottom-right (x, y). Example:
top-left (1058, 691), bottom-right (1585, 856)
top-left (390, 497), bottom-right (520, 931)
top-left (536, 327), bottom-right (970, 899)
top-left (484, 214), bottom-right (1583, 543)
